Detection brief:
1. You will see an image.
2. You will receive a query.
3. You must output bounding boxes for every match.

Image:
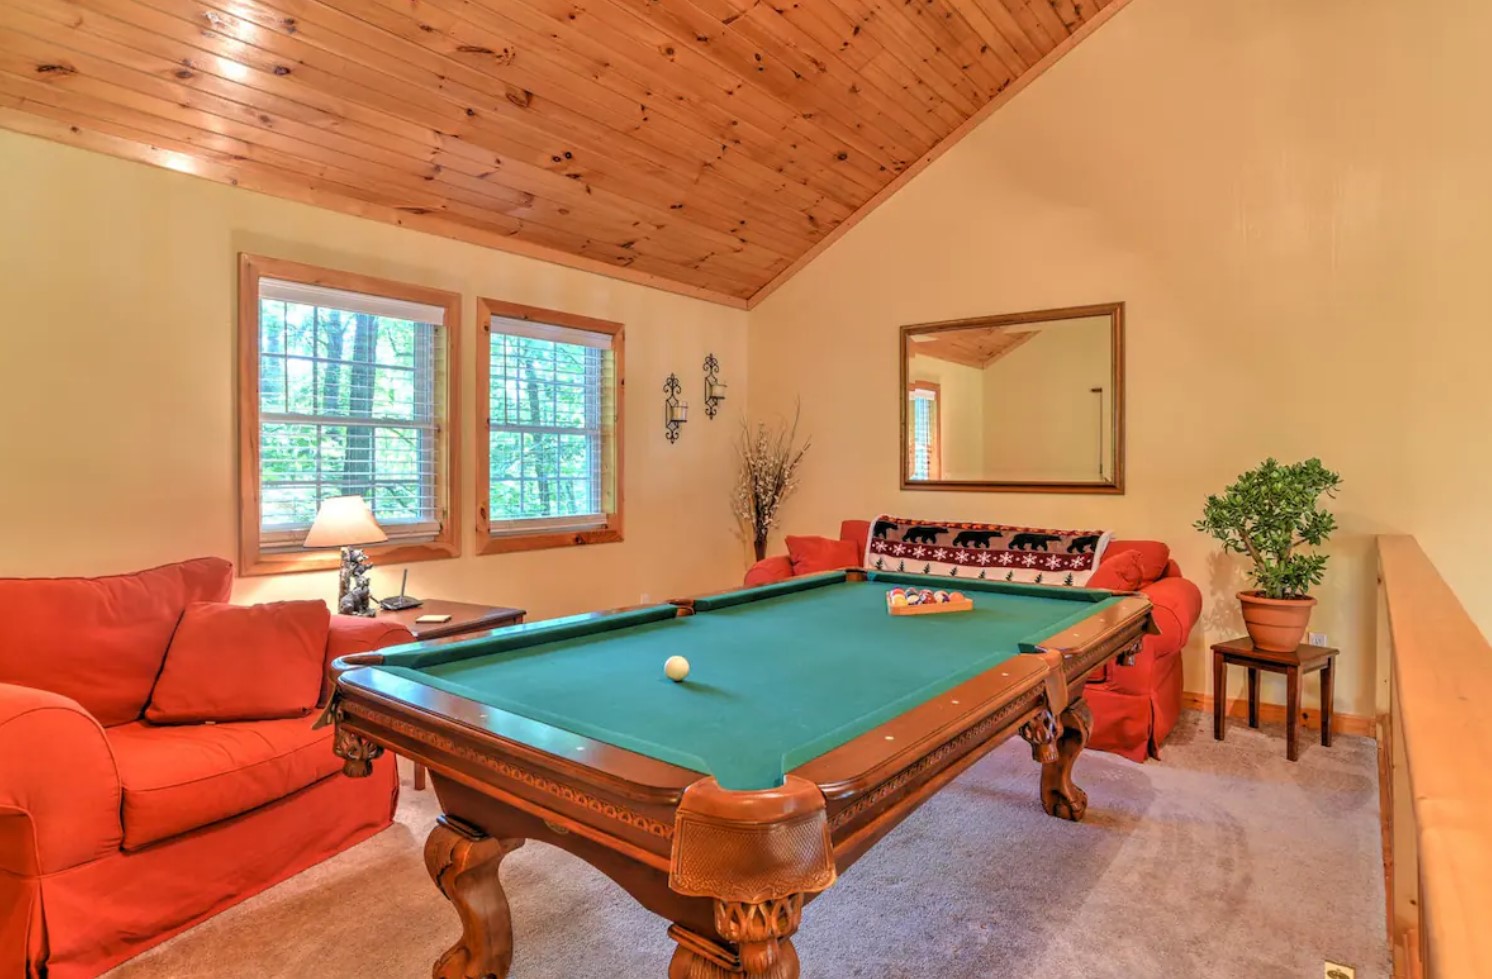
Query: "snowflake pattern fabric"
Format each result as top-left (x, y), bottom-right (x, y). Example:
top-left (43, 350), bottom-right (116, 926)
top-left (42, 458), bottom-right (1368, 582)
top-left (863, 515), bottom-right (1112, 587)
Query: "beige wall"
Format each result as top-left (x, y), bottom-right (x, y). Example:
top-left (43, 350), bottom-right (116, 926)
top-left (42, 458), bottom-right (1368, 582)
top-left (0, 131), bottom-right (750, 619)
top-left (982, 317), bottom-right (1113, 482)
top-left (750, 0), bottom-right (1492, 719)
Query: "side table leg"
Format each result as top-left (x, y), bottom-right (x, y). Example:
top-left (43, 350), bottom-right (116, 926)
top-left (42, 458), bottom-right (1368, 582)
top-left (1247, 668), bottom-right (1260, 728)
top-left (415, 762), bottom-right (427, 791)
top-left (1286, 666), bottom-right (1300, 762)
top-left (1212, 650), bottom-right (1226, 741)
top-left (1321, 659), bottom-right (1335, 748)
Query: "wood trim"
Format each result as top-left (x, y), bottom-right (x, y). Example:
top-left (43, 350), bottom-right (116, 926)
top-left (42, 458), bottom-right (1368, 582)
top-left (745, 0), bottom-right (1138, 309)
top-left (1378, 711), bottom-right (1396, 974)
top-left (474, 297), bottom-right (625, 556)
top-left (1180, 692), bottom-right (1376, 739)
top-left (899, 302), bottom-right (1125, 495)
top-left (236, 254), bottom-right (463, 577)
top-left (1379, 535), bottom-right (1492, 979)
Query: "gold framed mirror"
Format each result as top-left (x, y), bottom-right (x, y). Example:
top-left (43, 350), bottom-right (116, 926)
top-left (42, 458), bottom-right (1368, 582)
top-left (900, 302), bottom-right (1125, 494)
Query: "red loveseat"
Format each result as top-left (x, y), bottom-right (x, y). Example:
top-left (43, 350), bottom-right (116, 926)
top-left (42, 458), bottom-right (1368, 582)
top-left (0, 558), bottom-right (409, 979)
top-left (747, 521), bottom-right (1202, 763)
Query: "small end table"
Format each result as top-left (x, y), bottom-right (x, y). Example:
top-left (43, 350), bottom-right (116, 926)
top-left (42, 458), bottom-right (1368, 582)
top-left (1211, 636), bottom-right (1338, 761)
top-left (376, 599), bottom-right (525, 641)
top-left (377, 600), bottom-right (526, 789)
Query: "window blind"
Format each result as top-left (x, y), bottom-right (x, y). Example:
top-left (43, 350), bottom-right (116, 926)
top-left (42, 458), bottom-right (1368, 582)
top-left (257, 279), bottom-right (443, 547)
top-left (488, 315), bottom-right (617, 535)
top-left (908, 386), bottom-right (939, 480)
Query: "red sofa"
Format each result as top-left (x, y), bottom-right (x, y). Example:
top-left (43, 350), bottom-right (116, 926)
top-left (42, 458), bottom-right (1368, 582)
top-left (747, 520), bottom-right (1202, 763)
top-left (0, 558), bottom-right (410, 979)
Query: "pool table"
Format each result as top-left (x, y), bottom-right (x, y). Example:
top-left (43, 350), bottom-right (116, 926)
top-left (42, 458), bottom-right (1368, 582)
top-left (327, 571), bottom-right (1153, 979)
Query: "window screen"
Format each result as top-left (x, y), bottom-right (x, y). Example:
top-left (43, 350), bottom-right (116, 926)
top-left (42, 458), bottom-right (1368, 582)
top-left (487, 317), bottom-right (618, 534)
top-left (256, 278), bottom-right (444, 545)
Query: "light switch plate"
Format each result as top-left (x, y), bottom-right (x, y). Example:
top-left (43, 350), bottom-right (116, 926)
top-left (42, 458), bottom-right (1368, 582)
top-left (1325, 962), bottom-right (1355, 979)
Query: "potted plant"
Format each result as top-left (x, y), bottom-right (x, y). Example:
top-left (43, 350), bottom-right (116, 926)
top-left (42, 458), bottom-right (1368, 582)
top-left (732, 411), bottom-right (811, 561)
top-left (1195, 458), bottom-right (1341, 652)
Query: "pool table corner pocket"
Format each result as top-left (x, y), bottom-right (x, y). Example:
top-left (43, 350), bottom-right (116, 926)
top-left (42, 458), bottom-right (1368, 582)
top-left (667, 777), bottom-right (836, 979)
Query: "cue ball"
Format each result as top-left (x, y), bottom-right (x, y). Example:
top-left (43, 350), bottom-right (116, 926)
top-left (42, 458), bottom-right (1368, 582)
top-left (664, 655), bottom-right (691, 682)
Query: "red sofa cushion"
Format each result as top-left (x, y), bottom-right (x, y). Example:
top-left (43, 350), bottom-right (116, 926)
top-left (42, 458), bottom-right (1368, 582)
top-left (146, 601), bottom-right (330, 724)
top-left (108, 716), bottom-right (343, 851)
top-left (1087, 549), bottom-right (1146, 592)
top-left (1105, 540), bottom-right (1171, 585)
top-left (0, 558), bottom-right (233, 727)
top-left (786, 535), bottom-right (861, 576)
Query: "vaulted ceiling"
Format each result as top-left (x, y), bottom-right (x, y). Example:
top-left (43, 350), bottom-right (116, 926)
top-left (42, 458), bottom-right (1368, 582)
top-left (0, 0), bottom-right (1129, 307)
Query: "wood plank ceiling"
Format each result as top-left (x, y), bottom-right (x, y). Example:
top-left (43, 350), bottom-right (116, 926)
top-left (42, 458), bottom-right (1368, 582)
top-left (910, 326), bottom-right (1034, 369)
top-left (0, 0), bottom-right (1129, 307)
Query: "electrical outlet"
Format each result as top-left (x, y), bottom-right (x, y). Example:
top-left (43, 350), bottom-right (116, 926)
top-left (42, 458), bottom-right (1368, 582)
top-left (1325, 962), bottom-right (1355, 979)
top-left (641, 593), bottom-right (651, 604)
top-left (1308, 631), bottom-right (1329, 647)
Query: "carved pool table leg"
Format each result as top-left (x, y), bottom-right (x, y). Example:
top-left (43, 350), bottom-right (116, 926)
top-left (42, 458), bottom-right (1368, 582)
top-left (666, 896), bottom-right (804, 979)
top-left (1021, 700), bottom-right (1094, 822)
top-left (424, 816), bottom-right (525, 979)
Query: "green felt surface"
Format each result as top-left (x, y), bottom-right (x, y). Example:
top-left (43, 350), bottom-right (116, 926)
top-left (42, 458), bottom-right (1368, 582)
top-left (377, 577), bottom-right (1121, 790)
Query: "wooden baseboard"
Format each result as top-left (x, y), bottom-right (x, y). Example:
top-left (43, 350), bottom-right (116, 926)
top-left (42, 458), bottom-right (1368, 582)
top-left (1182, 692), bottom-right (1376, 738)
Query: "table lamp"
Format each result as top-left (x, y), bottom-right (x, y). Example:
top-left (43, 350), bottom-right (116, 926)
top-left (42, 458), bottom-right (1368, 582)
top-left (305, 495), bottom-right (388, 617)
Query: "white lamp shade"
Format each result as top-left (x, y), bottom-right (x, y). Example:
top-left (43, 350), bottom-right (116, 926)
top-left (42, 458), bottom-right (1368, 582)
top-left (304, 496), bottom-right (388, 548)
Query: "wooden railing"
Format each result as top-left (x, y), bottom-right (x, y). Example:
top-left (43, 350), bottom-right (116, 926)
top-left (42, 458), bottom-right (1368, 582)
top-left (1378, 536), bottom-right (1492, 979)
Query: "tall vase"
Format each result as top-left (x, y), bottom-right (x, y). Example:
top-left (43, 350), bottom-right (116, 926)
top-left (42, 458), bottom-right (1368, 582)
top-left (753, 537), bottom-right (768, 561)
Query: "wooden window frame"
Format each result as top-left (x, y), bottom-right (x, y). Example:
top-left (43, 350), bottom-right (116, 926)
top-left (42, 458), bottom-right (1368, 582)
top-left (237, 254), bottom-right (462, 577)
top-left (907, 381), bottom-right (942, 481)
top-left (476, 298), bottom-right (624, 555)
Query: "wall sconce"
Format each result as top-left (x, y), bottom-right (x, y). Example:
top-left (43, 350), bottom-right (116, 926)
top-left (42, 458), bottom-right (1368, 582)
top-left (703, 353), bottom-right (726, 419)
top-left (664, 373), bottom-right (688, 443)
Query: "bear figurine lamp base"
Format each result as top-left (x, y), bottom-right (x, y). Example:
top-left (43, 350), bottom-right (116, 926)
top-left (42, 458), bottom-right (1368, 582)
top-left (304, 495), bottom-right (389, 617)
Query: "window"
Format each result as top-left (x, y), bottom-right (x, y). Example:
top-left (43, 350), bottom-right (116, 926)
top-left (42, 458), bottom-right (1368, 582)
top-left (907, 382), bottom-right (941, 481)
top-left (238, 255), bottom-right (461, 575)
top-left (477, 299), bottom-right (623, 553)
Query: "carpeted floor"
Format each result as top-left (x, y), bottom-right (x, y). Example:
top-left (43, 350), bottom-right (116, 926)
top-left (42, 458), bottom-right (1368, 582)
top-left (106, 711), bottom-right (1389, 979)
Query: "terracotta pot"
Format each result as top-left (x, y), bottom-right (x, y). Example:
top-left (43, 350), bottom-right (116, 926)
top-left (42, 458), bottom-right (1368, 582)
top-left (1238, 591), bottom-right (1316, 652)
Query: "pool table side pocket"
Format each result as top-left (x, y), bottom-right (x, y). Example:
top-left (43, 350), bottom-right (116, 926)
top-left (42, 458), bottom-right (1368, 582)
top-left (817, 665), bottom-right (1053, 863)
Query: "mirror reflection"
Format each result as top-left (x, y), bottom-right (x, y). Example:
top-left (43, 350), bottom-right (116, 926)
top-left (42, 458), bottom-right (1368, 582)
top-left (902, 304), bottom-right (1123, 493)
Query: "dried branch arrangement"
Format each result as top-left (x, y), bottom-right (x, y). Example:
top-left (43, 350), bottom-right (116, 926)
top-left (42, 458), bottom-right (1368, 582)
top-left (732, 410), bottom-right (812, 561)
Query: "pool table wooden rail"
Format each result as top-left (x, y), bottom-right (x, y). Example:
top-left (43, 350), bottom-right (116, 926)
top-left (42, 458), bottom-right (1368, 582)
top-left (326, 578), bottom-right (1153, 979)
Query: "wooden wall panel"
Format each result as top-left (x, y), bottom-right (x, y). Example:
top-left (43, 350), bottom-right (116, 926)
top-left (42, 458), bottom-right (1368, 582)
top-left (0, 0), bottom-right (1130, 305)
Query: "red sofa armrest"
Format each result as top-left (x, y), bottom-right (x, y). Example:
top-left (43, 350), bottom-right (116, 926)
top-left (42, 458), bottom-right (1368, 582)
top-left (319, 615), bottom-right (415, 706)
top-left (744, 555), bottom-right (794, 587)
top-left (1140, 576), bottom-right (1203, 655)
top-left (0, 684), bottom-right (122, 875)
top-left (839, 520), bottom-right (872, 554)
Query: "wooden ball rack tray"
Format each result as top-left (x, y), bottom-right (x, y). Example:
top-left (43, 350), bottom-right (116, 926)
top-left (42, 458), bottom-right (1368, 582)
top-left (886, 594), bottom-right (975, 616)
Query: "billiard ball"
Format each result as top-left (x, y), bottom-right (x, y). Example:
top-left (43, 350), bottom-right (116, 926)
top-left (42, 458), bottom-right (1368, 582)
top-left (664, 655), bottom-right (690, 682)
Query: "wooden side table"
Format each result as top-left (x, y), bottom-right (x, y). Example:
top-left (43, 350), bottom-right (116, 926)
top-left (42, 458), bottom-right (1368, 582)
top-left (376, 600), bottom-right (526, 789)
top-left (1211, 636), bottom-right (1338, 762)
top-left (377, 599), bottom-right (525, 641)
